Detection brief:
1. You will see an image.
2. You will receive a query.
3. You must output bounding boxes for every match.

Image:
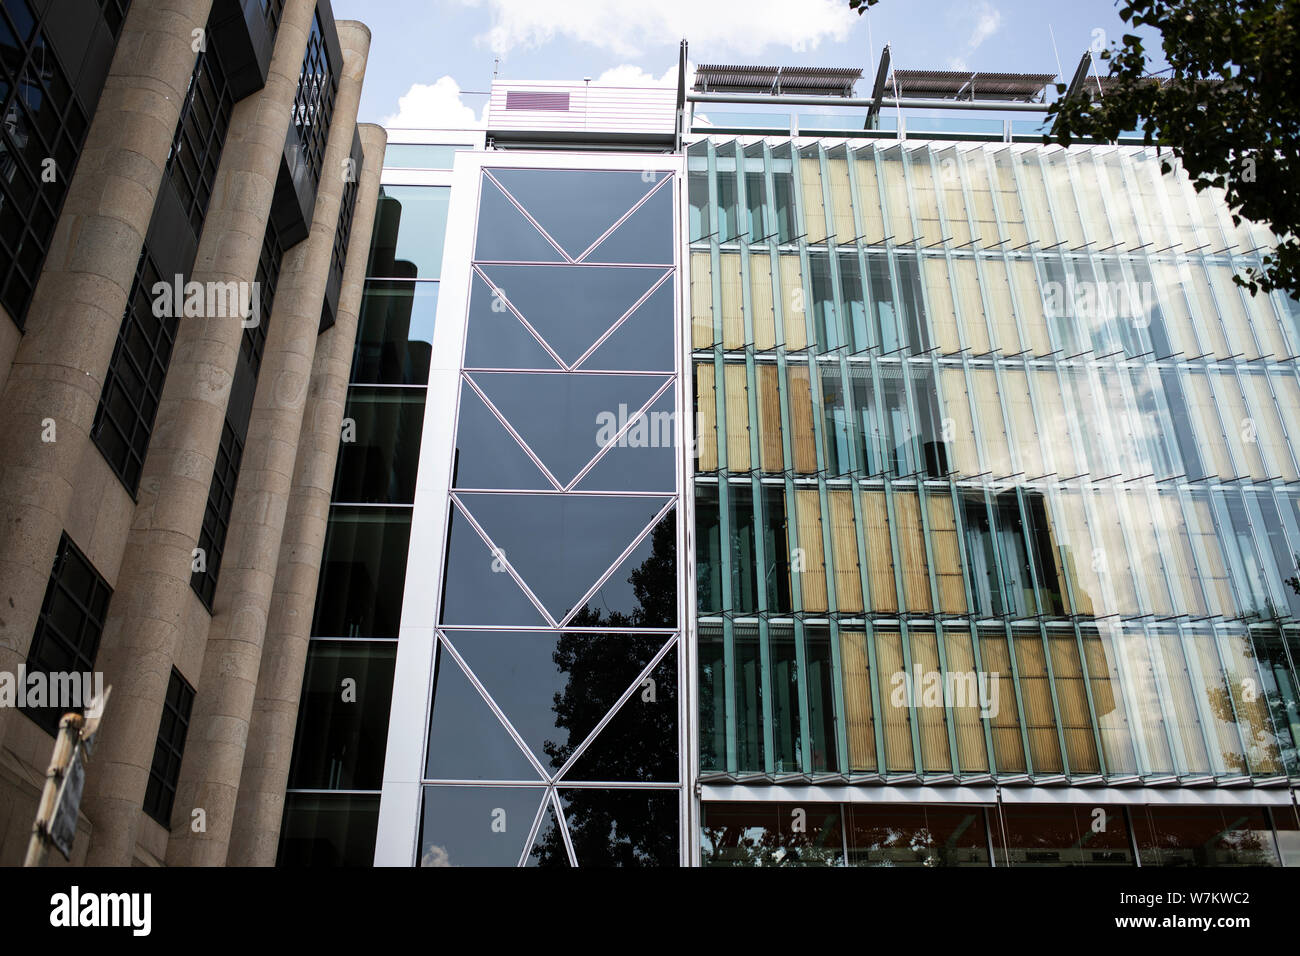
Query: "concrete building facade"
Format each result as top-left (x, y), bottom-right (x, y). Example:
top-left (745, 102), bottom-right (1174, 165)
top-left (0, 0), bottom-right (384, 866)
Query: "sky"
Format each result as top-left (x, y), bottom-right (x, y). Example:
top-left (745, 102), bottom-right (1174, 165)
top-left (329, 0), bottom-right (1159, 130)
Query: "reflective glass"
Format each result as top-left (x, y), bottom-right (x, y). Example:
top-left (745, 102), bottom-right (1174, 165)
top-left (352, 280), bottom-right (437, 385)
top-left (418, 786), bottom-right (546, 866)
top-left (452, 380), bottom-right (556, 491)
top-left (553, 788), bottom-right (679, 867)
top-left (491, 168), bottom-right (664, 260)
top-left (473, 177), bottom-right (566, 263)
top-left (468, 371), bottom-right (671, 487)
top-left (368, 186), bottom-right (450, 279)
top-left (445, 630), bottom-right (672, 774)
top-left (333, 387), bottom-right (425, 503)
top-left (439, 506), bottom-right (548, 626)
top-left (565, 645), bottom-right (678, 781)
top-left (845, 804), bottom-right (990, 867)
top-left (476, 264), bottom-right (668, 366)
top-left (454, 492), bottom-right (670, 624)
top-left (277, 793), bottom-right (379, 867)
top-left (312, 507), bottom-right (411, 638)
top-left (287, 641), bottom-right (396, 789)
top-left (993, 804), bottom-right (1133, 866)
top-left (702, 801), bottom-right (843, 867)
top-left (425, 641), bottom-right (541, 780)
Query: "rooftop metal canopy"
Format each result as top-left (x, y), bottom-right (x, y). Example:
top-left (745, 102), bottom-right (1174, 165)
top-left (888, 69), bottom-right (1057, 102)
top-left (693, 64), bottom-right (863, 97)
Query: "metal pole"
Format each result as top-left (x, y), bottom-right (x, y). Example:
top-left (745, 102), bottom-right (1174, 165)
top-left (24, 712), bottom-right (84, 867)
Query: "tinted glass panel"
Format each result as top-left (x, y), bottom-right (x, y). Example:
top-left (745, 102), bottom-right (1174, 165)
top-left (367, 186), bottom-right (450, 279)
top-left (287, 641), bottom-right (396, 790)
top-left (277, 793), bottom-right (379, 867)
top-left (352, 280), bottom-right (437, 385)
top-left (384, 143), bottom-right (472, 169)
top-left (418, 786), bottom-right (545, 866)
top-left (312, 507), bottom-right (412, 638)
top-left (334, 388), bottom-right (425, 503)
top-left (553, 788), bottom-right (679, 867)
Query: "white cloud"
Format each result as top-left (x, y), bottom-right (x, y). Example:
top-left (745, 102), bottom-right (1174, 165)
top-left (947, 1), bottom-right (1002, 71)
top-left (382, 76), bottom-right (487, 129)
top-left (460, 0), bottom-right (857, 58)
top-left (593, 60), bottom-right (696, 88)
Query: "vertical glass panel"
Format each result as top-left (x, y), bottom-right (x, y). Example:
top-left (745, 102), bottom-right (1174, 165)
top-left (874, 629), bottom-right (914, 772)
top-left (695, 362), bottom-right (718, 472)
top-left (762, 486), bottom-right (792, 613)
top-left (696, 484), bottom-right (722, 615)
top-left (699, 626), bottom-right (725, 771)
top-left (728, 484), bottom-right (759, 614)
top-left (716, 155), bottom-right (740, 243)
top-left (719, 251), bottom-right (744, 349)
top-left (978, 629), bottom-right (1027, 772)
top-left (691, 251), bottom-right (714, 349)
top-left (771, 627), bottom-right (802, 773)
top-left (1012, 633), bottom-right (1063, 772)
top-left (806, 629), bottom-right (838, 772)
top-left (943, 629), bottom-right (989, 771)
top-left (840, 629), bottom-right (875, 772)
top-left (352, 280), bottom-right (438, 385)
top-left (278, 793), bottom-right (379, 867)
top-left (794, 488), bottom-right (827, 612)
top-left (734, 627), bottom-right (765, 772)
top-left (755, 364), bottom-right (783, 471)
top-left (368, 185), bottom-right (450, 279)
top-left (862, 491), bottom-right (897, 612)
top-left (287, 641), bottom-right (396, 790)
top-left (312, 507), bottom-right (412, 638)
top-left (771, 146), bottom-right (796, 243)
top-left (688, 153), bottom-right (710, 242)
top-left (333, 387), bottom-right (425, 503)
top-left (799, 149), bottom-right (827, 242)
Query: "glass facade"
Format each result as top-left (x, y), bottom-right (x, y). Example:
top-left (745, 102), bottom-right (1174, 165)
top-left (415, 164), bottom-right (687, 867)
top-left (689, 137), bottom-right (1300, 848)
top-left (279, 174), bottom-right (452, 866)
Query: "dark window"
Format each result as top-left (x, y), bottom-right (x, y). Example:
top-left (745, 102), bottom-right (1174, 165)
top-left (292, 13), bottom-right (337, 189)
top-left (166, 44), bottom-right (234, 236)
top-left (143, 668), bottom-right (195, 826)
top-left (190, 419), bottom-right (243, 608)
top-left (0, 0), bottom-right (124, 325)
top-left (23, 533), bottom-right (112, 735)
top-left (244, 218), bottom-right (285, 374)
top-left (92, 253), bottom-right (175, 493)
top-left (331, 169), bottom-right (358, 288)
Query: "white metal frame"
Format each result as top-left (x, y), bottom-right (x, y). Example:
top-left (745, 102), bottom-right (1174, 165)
top-left (375, 147), bottom-right (688, 866)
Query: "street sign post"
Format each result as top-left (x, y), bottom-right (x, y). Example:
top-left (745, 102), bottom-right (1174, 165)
top-left (23, 685), bottom-right (111, 867)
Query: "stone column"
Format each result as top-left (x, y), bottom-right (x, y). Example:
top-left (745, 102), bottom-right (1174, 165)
top-left (166, 22), bottom-right (372, 867)
top-left (80, 0), bottom-right (319, 867)
top-left (0, 0), bottom-right (216, 752)
top-left (226, 123), bottom-right (386, 867)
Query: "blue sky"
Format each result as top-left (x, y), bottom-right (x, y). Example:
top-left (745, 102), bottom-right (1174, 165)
top-left (330, 0), bottom-right (1158, 129)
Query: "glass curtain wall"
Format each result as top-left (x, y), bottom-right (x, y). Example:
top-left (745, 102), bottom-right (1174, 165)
top-left (278, 183), bottom-right (450, 866)
top-left (417, 166), bottom-right (685, 866)
top-left (690, 138), bottom-right (1300, 787)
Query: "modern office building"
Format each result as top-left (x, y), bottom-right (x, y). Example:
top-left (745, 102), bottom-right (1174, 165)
top-left (326, 50), bottom-right (1298, 868)
top-left (0, 0), bottom-right (384, 866)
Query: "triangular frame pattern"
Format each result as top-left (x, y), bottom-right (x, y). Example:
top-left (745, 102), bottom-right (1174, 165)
top-left (425, 166), bottom-right (684, 866)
